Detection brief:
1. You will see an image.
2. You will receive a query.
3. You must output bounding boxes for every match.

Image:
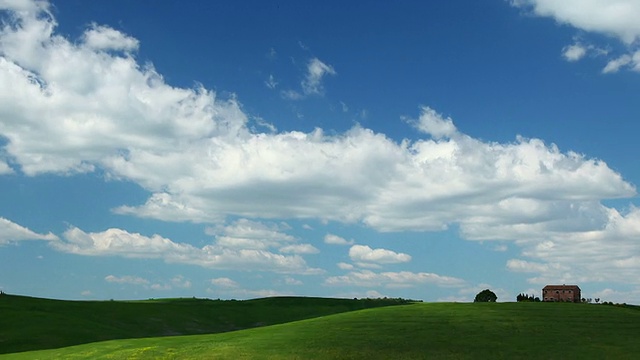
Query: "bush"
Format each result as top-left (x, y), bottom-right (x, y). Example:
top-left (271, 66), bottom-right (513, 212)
top-left (475, 289), bottom-right (497, 302)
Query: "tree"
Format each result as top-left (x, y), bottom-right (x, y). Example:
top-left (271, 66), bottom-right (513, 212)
top-left (474, 289), bottom-right (497, 302)
top-left (516, 293), bottom-right (538, 302)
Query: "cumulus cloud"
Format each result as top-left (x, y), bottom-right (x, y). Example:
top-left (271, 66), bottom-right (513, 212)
top-left (0, 5), bottom-right (634, 238)
top-left (407, 106), bottom-right (457, 139)
top-left (511, 0), bottom-right (640, 72)
top-left (562, 43), bottom-right (588, 62)
top-left (325, 270), bottom-right (465, 288)
top-left (324, 234), bottom-right (354, 246)
top-left (206, 218), bottom-right (321, 255)
top-left (349, 244), bottom-right (411, 265)
top-left (0, 217), bottom-right (58, 245)
top-left (82, 23), bottom-right (139, 52)
top-left (505, 206), bottom-right (640, 286)
top-left (52, 226), bottom-right (320, 274)
top-left (512, 0), bottom-right (640, 44)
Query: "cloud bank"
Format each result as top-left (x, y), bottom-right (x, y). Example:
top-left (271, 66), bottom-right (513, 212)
top-left (52, 224), bottom-right (321, 274)
top-left (0, 217), bottom-right (58, 245)
top-left (1, 1), bottom-right (639, 289)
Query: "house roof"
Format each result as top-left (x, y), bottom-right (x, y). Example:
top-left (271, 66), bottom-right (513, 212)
top-left (543, 285), bottom-right (580, 290)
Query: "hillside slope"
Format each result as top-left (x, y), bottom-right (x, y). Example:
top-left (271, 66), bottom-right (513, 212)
top-left (3, 302), bottom-right (640, 359)
top-left (0, 293), bottom-right (410, 354)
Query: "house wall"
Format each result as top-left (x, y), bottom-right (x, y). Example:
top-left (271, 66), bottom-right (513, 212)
top-left (542, 287), bottom-right (581, 302)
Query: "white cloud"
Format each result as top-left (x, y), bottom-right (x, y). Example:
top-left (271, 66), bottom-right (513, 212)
top-left (348, 244), bottom-right (411, 264)
top-left (562, 43), bottom-right (587, 61)
top-left (512, 0), bottom-right (640, 44)
top-left (301, 57), bottom-right (336, 95)
top-left (0, 6), bottom-right (633, 239)
top-left (337, 262), bottom-right (354, 270)
top-left (0, 0), bottom-right (49, 13)
top-left (252, 116), bottom-right (277, 133)
top-left (213, 219), bottom-right (294, 242)
top-left (206, 219), bottom-right (321, 256)
top-left (325, 270), bottom-right (465, 288)
top-left (602, 53), bottom-right (633, 73)
top-left (506, 259), bottom-right (569, 274)
top-left (505, 206), bottom-right (640, 286)
top-left (82, 23), bottom-right (139, 52)
top-left (52, 226), bottom-right (320, 274)
top-left (324, 234), bottom-right (354, 246)
top-left (105, 275), bottom-right (149, 285)
top-left (512, 0), bottom-right (640, 73)
top-left (407, 106), bottom-right (457, 139)
top-left (0, 217), bottom-right (58, 245)
top-left (0, 5), bottom-right (248, 177)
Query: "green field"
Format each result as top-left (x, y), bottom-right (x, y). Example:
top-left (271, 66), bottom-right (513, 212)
top-left (2, 295), bottom-right (640, 359)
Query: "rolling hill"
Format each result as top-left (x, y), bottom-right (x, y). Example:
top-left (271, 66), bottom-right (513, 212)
top-left (2, 294), bottom-right (639, 359)
top-left (0, 293), bottom-right (411, 355)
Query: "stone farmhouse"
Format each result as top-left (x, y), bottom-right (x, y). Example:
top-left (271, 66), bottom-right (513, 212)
top-left (542, 285), bottom-right (581, 302)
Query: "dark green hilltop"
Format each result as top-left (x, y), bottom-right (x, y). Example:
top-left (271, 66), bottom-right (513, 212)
top-left (0, 292), bottom-right (412, 355)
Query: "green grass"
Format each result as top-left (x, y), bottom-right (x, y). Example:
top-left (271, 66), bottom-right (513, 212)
top-left (0, 293), bottom-right (411, 355)
top-left (3, 302), bottom-right (639, 359)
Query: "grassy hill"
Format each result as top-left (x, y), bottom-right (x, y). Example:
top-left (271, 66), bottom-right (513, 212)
top-left (3, 301), bottom-right (640, 359)
top-left (0, 293), bottom-right (411, 355)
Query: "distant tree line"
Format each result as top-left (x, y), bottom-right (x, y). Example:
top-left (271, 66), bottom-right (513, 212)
top-left (516, 293), bottom-right (540, 302)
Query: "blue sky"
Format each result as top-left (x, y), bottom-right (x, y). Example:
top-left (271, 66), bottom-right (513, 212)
top-left (1, 0), bottom-right (639, 303)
